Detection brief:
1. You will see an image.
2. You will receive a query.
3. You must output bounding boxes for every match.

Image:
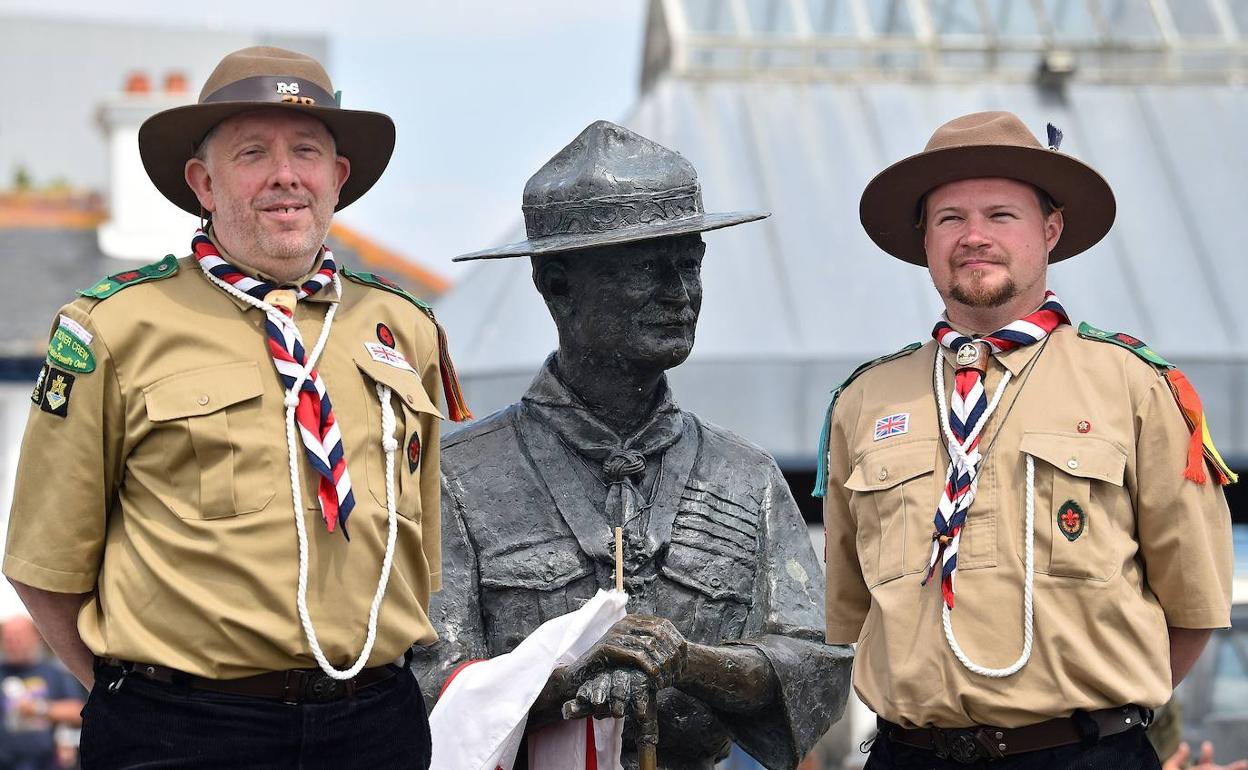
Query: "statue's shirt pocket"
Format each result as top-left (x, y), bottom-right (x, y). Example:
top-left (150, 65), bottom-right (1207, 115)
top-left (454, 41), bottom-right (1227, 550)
top-left (477, 539), bottom-right (595, 654)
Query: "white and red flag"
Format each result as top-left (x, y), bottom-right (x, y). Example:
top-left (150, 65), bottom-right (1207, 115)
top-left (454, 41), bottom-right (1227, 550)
top-left (430, 589), bottom-right (628, 770)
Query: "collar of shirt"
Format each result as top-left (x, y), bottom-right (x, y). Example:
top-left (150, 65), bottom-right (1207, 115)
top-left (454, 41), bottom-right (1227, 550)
top-left (205, 229), bottom-right (341, 312)
top-left (520, 353), bottom-right (685, 462)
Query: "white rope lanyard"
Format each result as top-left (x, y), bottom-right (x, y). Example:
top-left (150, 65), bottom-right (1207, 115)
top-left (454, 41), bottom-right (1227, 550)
top-left (934, 351), bottom-right (1035, 678)
top-left (202, 269), bottom-right (400, 681)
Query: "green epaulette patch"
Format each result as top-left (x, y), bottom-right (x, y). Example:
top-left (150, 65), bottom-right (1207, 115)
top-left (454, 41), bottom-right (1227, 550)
top-left (340, 267), bottom-right (435, 319)
top-left (813, 341), bottom-right (922, 498)
top-left (78, 255), bottom-right (179, 299)
top-left (1077, 321), bottom-right (1173, 369)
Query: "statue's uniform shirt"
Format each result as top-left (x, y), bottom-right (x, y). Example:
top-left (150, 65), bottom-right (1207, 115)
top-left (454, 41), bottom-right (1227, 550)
top-left (823, 324), bottom-right (1233, 728)
top-left (3, 249), bottom-right (445, 679)
top-left (417, 359), bottom-right (850, 770)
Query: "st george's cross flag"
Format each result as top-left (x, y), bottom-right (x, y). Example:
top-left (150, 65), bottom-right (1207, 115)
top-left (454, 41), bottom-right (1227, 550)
top-left (429, 589), bottom-right (628, 770)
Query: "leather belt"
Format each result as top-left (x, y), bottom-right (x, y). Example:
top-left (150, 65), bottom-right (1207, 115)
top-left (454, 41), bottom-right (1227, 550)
top-left (97, 658), bottom-right (400, 704)
top-left (881, 705), bottom-right (1150, 764)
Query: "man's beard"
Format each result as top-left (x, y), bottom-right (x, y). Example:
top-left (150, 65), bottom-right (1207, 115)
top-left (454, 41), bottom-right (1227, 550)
top-left (949, 272), bottom-right (1017, 308)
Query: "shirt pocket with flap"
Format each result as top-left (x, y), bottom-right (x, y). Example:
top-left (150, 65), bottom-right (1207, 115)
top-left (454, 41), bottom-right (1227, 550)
top-left (845, 438), bottom-right (939, 588)
top-left (1020, 431), bottom-right (1128, 581)
top-left (477, 540), bottom-right (596, 655)
top-left (353, 354), bottom-right (443, 522)
top-left (142, 361), bottom-right (273, 519)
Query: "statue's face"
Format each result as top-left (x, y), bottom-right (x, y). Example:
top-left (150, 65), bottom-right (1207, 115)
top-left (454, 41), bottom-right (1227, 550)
top-left (544, 234), bottom-right (706, 372)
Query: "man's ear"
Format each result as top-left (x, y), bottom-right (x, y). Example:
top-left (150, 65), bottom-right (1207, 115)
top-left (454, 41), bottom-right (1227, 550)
top-left (184, 157), bottom-right (216, 214)
top-left (533, 258), bottom-right (573, 318)
top-left (1045, 209), bottom-right (1064, 254)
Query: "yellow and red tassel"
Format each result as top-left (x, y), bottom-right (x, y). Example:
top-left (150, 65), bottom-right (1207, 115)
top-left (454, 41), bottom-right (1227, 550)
top-left (1164, 368), bottom-right (1236, 486)
top-left (435, 324), bottom-right (473, 422)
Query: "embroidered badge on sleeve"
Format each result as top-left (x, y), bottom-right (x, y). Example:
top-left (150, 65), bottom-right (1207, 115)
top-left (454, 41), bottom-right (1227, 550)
top-left (40, 369), bottom-right (75, 418)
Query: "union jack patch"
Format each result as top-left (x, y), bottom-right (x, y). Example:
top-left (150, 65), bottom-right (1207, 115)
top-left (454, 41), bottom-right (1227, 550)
top-left (874, 412), bottom-right (909, 441)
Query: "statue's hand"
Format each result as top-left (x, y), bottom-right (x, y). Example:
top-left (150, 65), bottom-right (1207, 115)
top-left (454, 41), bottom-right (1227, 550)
top-left (560, 668), bottom-right (654, 721)
top-left (566, 614), bottom-right (688, 692)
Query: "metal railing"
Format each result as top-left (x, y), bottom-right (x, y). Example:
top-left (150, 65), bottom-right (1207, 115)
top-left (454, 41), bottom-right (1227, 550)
top-left (642, 0), bottom-right (1248, 85)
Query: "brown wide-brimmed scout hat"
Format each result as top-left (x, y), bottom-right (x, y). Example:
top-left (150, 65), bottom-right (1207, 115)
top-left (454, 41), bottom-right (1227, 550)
top-left (139, 46), bottom-right (395, 216)
top-left (859, 110), bottom-right (1115, 266)
top-left (454, 120), bottom-right (768, 261)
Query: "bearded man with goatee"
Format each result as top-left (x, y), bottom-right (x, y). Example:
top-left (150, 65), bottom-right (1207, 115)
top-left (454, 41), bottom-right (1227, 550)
top-left (819, 111), bottom-right (1236, 769)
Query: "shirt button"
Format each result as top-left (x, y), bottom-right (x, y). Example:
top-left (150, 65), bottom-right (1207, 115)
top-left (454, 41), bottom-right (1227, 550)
top-left (877, 467), bottom-right (889, 481)
top-left (197, 394), bottom-right (210, 406)
top-left (1067, 457), bottom-right (1079, 470)
top-left (709, 576), bottom-right (722, 588)
top-left (405, 394), bottom-right (416, 406)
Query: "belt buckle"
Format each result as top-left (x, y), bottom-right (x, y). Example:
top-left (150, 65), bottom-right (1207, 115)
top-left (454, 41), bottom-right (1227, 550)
top-left (305, 671), bottom-right (343, 703)
top-left (941, 731), bottom-right (982, 765)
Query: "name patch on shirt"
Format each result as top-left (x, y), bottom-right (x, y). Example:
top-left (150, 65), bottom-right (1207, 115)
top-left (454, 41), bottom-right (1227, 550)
top-left (364, 342), bottom-right (416, 375)
top-left (873, 412), bottom-right (910, 441)
top-left (47, 316), bottom-right (96, 374)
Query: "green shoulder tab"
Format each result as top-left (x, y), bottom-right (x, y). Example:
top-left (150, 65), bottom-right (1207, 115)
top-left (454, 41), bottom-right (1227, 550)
top-left (1077, 321), bottom-right (1173, 369)
top-left (78, 254), bottom-right (179, 299)
top-left (340, 267), bottom-right (433, 314)
top-left (813, 341), bottom-right (922, 498)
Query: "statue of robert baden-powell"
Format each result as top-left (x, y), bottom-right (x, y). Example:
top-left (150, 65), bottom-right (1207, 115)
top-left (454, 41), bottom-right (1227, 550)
top-left (413, 121), bottom-right (851, 769)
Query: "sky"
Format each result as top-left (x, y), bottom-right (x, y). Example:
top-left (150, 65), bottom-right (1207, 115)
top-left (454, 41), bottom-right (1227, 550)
top-left (0, 0), bottom-right (648, 279)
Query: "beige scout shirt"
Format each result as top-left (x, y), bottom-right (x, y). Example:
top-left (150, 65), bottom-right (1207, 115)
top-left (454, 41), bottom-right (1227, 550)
top-left (4, 250), bottom-right (444, 679)
top-left (823, 323), bottom-right (1233, 728)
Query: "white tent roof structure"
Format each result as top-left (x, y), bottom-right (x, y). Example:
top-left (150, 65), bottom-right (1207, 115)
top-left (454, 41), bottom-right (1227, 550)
top-left (435, 0), bottom-right (1248, 470)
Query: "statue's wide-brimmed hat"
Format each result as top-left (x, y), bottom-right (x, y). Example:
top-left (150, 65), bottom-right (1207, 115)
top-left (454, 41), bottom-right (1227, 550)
top-left (859, 111), bottom-right (1115, 265)
top-left (454, 121), bottom-right (768, 261)
top-left (138, 46), bottom-right (395, 215)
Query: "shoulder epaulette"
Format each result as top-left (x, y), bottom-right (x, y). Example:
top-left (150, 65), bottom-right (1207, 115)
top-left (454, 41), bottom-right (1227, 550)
top-left (813, 342), bottom-right (922, 498)
top-left (1078, 321), bottom-right (1235, 486)
top-left (339, 267), bottom-right (473, 423)
top-left (340, 267), bottom-right (434, 316)
top-left (1076, 321), bottom-right (1173, 369)
top-left (78, 255), bottom-right (179, 299)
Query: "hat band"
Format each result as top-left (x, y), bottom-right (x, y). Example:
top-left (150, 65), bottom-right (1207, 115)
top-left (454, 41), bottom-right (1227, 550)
top-left (203, 76), bottom-right (338, 108)
top-left (522, 188), bottom-right (703, 239)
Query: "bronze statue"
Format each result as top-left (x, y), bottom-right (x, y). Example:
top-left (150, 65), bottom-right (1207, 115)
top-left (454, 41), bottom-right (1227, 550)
top-left (413, 121), bottom-right (851, 770)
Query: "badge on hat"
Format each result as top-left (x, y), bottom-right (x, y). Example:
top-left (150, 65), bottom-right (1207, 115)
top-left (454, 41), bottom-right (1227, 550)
top-left (1057, 499), bottom-right (1085, 541)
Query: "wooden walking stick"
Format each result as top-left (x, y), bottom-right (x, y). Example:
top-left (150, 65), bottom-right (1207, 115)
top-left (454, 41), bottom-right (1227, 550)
top-left (614, 527), bottom-right (658, 770)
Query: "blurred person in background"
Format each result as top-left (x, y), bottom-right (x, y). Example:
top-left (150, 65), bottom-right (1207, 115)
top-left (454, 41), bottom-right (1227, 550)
top-left (0, 616), bottom-right (84, 770)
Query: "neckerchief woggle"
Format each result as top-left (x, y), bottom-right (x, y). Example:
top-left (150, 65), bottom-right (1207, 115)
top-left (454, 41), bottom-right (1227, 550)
top-left (192, 230), bottom-right (356, 536)
top-left (924, 291), bottom-right (1069, 608)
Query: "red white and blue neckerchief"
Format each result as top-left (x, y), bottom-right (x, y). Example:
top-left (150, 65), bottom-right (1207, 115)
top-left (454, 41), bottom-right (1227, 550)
top-left (192, 230), bottom-right (356, 536)
top-left (923, 291), bottom-right (1069, 607)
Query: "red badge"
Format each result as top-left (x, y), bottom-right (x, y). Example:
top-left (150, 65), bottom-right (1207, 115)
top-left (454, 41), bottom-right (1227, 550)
top-left (1057, 500), bottom-right (1085, 541)
top-left (406, 432), bottom-right (421, 474)
top-left (376, 323), bottom-right (395, 348)
top-left (1077, 420), bottom-right (1091, 433)
top-left (114, 271), bottom-right (141, 283)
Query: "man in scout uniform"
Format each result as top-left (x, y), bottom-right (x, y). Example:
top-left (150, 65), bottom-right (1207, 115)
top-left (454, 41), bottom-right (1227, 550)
top-left (3, 47), bottom-right (468, 767)
top-left (412, 121), bottom-right (851, 769)
top-left (819, 111), bottom-right (1235, 768)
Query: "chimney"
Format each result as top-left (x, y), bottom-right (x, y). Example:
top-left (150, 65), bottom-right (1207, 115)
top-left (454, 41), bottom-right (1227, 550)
top-left (96, 70), bottom-right (198, 261)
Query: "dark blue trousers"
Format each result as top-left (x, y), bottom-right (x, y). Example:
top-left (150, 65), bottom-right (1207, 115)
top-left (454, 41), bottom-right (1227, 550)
top-left (79, 667), bottom-right (431, 769)
top-left (865, 724), bottom-right (1162, 770)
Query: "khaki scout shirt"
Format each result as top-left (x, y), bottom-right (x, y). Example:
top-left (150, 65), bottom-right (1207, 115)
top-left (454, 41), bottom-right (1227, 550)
top-left (823, 324), bottom-right (1233, 728)
top-left (4, 250), bottom-right (444, 679)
